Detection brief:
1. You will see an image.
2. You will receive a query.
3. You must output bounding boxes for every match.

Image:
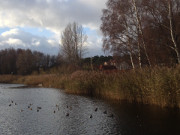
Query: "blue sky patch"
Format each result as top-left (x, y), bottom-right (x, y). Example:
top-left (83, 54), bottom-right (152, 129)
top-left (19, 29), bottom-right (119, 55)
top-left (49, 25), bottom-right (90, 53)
top-left (0, 27), bottom-right (10, 34)
top-left (19, 27), bottom-right (54, 38)
top-left (84, 27), bottom-right (96, 35)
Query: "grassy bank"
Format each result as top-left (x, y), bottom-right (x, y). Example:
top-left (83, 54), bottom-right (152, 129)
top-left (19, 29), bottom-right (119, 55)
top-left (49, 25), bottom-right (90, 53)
top-left (0, 66), bottom-right (180, 108)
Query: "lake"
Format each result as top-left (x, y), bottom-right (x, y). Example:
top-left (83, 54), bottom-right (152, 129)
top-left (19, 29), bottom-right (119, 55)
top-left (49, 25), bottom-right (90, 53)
top-left (0, 84), bottom-right (180, 135)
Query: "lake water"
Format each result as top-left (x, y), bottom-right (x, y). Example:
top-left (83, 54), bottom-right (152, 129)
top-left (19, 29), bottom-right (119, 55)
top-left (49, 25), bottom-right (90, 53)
top-left (0, 84), bottom-right (180, 135)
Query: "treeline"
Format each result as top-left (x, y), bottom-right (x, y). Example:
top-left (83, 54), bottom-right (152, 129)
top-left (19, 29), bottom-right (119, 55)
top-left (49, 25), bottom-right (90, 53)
top-left (101, 0), bottom-right (180, 68)
top-left (0, 48), bottom-right (114, 75)
top-left (0, 48), bottom-right (59, 75)
top-left (82, 55), bottom-right (113, 70)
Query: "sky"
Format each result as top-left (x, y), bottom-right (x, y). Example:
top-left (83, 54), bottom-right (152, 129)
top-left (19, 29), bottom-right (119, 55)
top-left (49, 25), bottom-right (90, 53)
top-left (0, 0), bottom-right (107, 57)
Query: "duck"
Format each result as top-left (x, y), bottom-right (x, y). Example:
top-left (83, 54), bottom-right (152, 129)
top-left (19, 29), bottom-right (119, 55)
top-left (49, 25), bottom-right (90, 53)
top-left (28, 104), bottom-right (32, 108)
top-left (95, 108), bottom-right (98, 112)
top-left (66, 113), bottom-right (69, 117)
top-left (37, 107), bottom-right (42, 110)
top-left (90, 115), bottom-right (93, 118)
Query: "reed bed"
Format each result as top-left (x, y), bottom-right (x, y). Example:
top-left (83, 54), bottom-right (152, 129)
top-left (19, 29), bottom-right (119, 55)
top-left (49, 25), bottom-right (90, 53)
top-left (1, 66), bottom-right (180, 108)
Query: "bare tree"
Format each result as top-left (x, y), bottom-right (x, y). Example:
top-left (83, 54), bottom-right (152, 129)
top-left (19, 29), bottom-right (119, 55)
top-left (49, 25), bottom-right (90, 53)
top-left (131, 0), bottom-right (152, 67)
top-left (61, 22), bottom-right (87, 65)
top-left (144, 0), bottom-right (180, 64)
top-left (167, 0), bottom-right (180, 64)
top-left (16, 49), bottom-right (35, 75)
top-left (101, 0), bottom-right (180, 67)
top-left (101, 0), bottom-right (139, 69)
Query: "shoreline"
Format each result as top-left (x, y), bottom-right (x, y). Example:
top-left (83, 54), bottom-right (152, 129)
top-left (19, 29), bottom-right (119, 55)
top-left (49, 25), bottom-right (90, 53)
top-left (0, 66), bottom-right (180, 108)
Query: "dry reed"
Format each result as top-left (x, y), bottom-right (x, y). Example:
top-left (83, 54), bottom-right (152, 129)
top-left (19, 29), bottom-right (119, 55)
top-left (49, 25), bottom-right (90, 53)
top-left (1, 65), bottom-right (180, 108)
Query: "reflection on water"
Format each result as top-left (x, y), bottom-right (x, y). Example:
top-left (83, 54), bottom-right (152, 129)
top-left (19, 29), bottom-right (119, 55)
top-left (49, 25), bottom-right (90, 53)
top-left (0, 84), bottom-right (180, 135)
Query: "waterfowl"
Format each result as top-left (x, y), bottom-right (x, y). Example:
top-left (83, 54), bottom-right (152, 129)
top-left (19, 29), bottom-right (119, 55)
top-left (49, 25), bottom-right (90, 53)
top-left (9, 104), bottom-right (11, 106)
top-left (37, 107), bottom-right (42, 110)
top-left (66, 113), bottom-right (69, 116)
top-left (95, 108), bottom-right (98, 112)
top-left (103, 111), bottom-right (107, 114)
top-left (90, 115), bottom-right (93, 118)
top-left (28, 104), bottom-right (32, 108)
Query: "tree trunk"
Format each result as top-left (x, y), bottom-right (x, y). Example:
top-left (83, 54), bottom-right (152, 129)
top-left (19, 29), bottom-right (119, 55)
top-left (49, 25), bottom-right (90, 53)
top-left (137, 41), bottom-right (142, 68)
top-left (127, 40), bottom-right (135, 69)
top-left (168, 0), bottom-right (180, 64)
top-left (132, 0), bottom-right (152, 67)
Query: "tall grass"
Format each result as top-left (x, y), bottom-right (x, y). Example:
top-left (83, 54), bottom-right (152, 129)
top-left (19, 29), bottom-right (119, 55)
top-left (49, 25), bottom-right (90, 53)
top-left (0, 66), bottom-right (180, 108)
top-left (61, 66), bottom-right (180, 107)
top-left (0, 75), bottom-right (21, 83)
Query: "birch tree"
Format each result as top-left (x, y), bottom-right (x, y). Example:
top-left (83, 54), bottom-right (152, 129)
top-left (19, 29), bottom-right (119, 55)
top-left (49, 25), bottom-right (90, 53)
top-left (131, 0), bottom-right (152, 67)
top-left (101, 0), bottom-right (138, 69)
top-left (101, 0), bottom-right (180, 67)
top-left (144, 0), bottom-right (180, 64)
top-left (167, 0), bottom-right (180, 64)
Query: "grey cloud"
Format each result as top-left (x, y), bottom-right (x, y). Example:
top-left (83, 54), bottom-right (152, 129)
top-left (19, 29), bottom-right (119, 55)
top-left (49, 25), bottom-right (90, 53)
top-left (0, 0), bottom-right (106, 32)
top-left (0, 29), bottom-right (59, 55)
top-left (0, 0), bottom-right (107, 56)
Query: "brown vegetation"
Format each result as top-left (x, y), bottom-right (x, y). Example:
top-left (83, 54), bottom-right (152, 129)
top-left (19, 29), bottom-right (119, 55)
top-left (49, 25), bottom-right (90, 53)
top-left (1, 65), bottom-right (180, 108)
top-left (101, 0), bottom-right (180, 68)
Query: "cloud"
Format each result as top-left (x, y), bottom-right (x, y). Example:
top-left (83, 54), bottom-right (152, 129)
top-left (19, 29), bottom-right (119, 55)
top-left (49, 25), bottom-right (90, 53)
top-left (0, 0), bottom-right (106, 32)
top-left (0, 0), bottom-right (107, 56)
top-left (1, 28), bottom-right (19, 37)
top-left (6, 38), bottom-right (24, 45)
top-left (0, 28), bottom-right (59, 55)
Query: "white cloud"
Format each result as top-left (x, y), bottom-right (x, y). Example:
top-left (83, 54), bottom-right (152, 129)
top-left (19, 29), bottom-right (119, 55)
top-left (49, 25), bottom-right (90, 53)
top-left (48, 39), bottom-right (58, 47)
top-left (6, 38), bottom-right (24, 45)
top-left (0, 0), bottom-right (107, 56)
top-left (32, 39), bottom-right (40, 46)
top-left (0, 28), bottom-right (59, 55)
top-left (1, 28), bottom-right (19, 37)
top-left (0, 0), bottom-right (107, 32)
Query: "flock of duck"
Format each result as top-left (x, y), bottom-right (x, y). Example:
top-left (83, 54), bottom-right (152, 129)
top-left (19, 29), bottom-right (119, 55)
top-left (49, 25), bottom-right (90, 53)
top-left (8, 100), bottom-right (114, 118)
